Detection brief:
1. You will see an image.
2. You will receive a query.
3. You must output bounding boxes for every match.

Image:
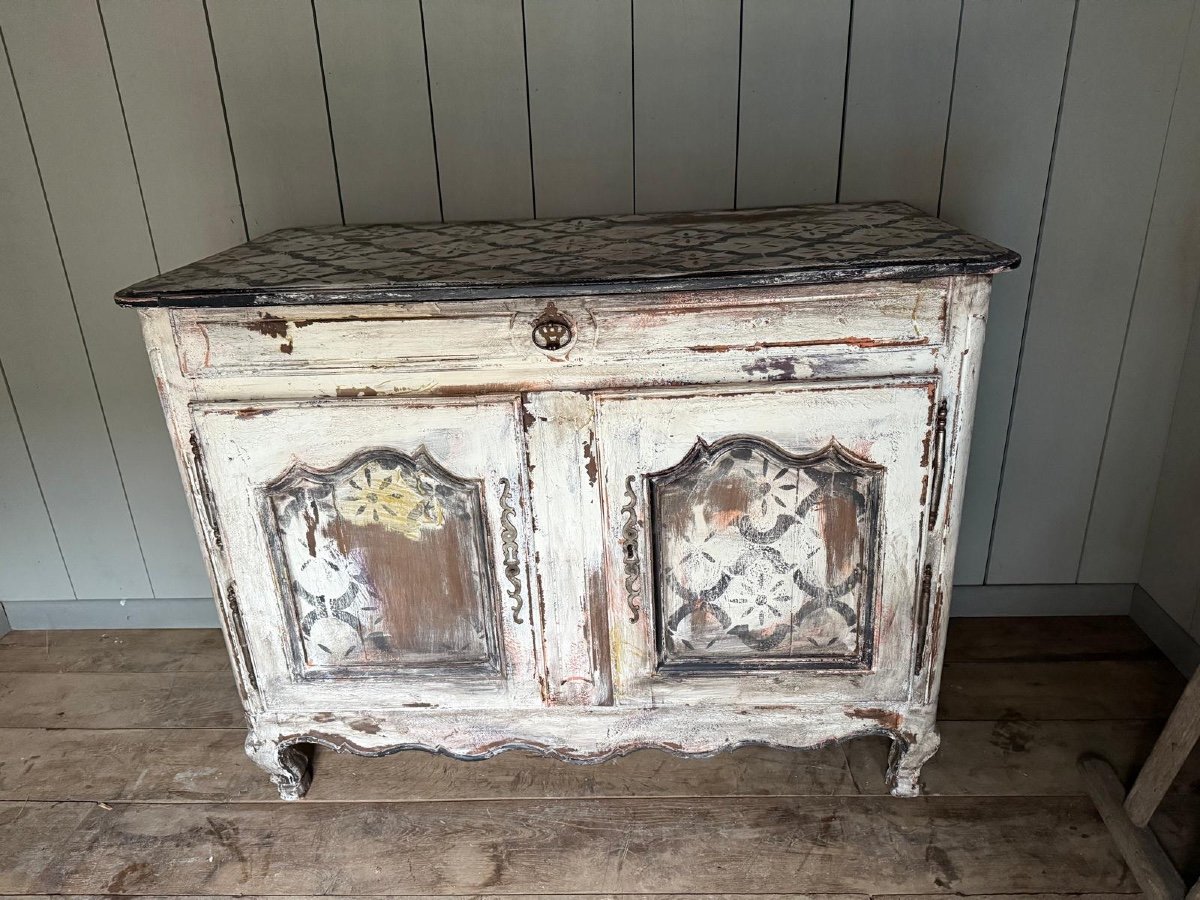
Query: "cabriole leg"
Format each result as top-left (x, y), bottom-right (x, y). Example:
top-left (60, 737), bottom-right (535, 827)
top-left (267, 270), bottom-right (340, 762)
top-left (887, 728), bottom-right (941, 798)
top-left (245, 732), bottom-right (312, 801)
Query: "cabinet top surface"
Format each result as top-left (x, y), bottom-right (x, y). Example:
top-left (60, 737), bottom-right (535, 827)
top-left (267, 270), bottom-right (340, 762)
top-left (116, 201), bottom-right (1018, 308)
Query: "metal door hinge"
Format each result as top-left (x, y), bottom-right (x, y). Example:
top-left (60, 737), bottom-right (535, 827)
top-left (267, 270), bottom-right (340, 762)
top-left (619, 475), bottom-right (643, 623)
top-left (498, 478), bottom-right (524, 624)
top-left (913, 563), bottom-right (934, 675)
top-left (225, 581), bottom-right (257, 692)
top-left (927, 400), bottom-right (949, 531)
top-left (188, 431), bottom-right (223, 550)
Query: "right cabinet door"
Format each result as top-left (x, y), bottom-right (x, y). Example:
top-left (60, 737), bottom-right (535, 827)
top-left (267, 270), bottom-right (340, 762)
top-left (595, 378), bottom-right (940, 706)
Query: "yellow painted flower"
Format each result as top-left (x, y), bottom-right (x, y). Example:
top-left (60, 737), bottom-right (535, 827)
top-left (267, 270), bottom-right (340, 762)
top-left (335, 463), bottom-right (443, 539)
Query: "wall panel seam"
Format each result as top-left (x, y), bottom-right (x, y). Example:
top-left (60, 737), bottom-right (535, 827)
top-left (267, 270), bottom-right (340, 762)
top-left (96, 0), bottom-right (160, 274)
top-left (1075, 0), bottom-right (1200, 583)
top-left (417, 0), bottom-right (445, 223)
top-left (0, 355), bottom-right (75, 599)
top-left (983, 0), bottom-right (1080, 585)
top-left (732, 0), bottom-right (744, 208)
top-left (629, 0), bottom-right (637, 213)
top-left (833, 0), bottom-right (855, 202)
top-left (0, 19), bottom-right (154, 598)
top-left (934, 0), bottom-right (965, 218)
top-left (520, 0), bottom-right (537, 218)
top-left (201, 0), bottom-right (249, 242)
top-left (309, 0), bottom-right (345, 226)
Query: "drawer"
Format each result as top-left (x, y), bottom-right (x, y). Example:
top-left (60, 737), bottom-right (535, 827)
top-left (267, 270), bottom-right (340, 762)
top-left (172, 305), bottom-right (528, 377)
top-left (171, 281), bottom-right (948, 378)
top-left (591, 281), bottom-right (947, 359)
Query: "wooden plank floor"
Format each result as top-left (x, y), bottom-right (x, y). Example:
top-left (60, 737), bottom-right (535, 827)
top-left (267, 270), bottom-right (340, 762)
top-left (0, 616), bottom-right (1197, 897)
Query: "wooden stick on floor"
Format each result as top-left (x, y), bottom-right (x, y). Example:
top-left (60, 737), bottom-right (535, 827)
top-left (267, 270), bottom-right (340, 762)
top-left (1125, 665), bottom-right (1200, 826)
top-left (1078, 754), bottom-right (1186, 899)
top-left (1079, 661), bottom-right (1200, 900)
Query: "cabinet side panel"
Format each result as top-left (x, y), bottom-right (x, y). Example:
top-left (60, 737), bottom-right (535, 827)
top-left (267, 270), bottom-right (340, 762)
top-left (919, 276), bottom-right (992, 705)
top-left (137, 309), bottom-right (256, 711)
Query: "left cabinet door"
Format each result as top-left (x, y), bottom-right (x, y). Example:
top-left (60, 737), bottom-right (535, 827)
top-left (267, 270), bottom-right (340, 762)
top-left (190, 395), bottom-right (541, 712)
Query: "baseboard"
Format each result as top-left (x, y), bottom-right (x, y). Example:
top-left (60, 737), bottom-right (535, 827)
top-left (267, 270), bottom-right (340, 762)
top-left (1131, 585), bottom-right (1200, 676)
top-left (2, 584), bottom-right (1136, 630)
top-left (948, 583), bottom-right (1135, 617)
top-left (0, 598), bottom-right (219, 630)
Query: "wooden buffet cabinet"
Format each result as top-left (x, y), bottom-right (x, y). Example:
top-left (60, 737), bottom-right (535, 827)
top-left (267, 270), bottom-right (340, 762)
top-left (118, 202), bottom-right (1017, 800)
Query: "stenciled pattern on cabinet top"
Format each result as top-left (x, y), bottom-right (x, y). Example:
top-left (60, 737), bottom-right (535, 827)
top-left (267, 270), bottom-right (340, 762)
top-left (116, 201), bottom-right (1019, 306)
top-left (650, 438), bottom-right (883, 669)
top-left (265, 448), bottom-right (499, 674)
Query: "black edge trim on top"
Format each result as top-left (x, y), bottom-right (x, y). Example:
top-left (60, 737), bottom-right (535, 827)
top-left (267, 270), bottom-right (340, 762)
top-left (116, 252), bottom-right (1020, 307)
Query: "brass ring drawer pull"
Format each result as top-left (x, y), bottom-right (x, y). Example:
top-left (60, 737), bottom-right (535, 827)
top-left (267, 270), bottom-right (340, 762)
top-left (532, 318), bottom-right (573, 351)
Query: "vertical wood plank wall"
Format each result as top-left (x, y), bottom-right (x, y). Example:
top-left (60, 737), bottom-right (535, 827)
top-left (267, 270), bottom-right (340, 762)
top-left (1, 0), bottom-right (1199, 627)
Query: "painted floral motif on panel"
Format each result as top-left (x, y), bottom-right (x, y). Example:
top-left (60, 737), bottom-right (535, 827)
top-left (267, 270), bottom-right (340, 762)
top-left (266, 450), bottom-right (495, 671)
top-left (651, 439), bottom-right (882, 666)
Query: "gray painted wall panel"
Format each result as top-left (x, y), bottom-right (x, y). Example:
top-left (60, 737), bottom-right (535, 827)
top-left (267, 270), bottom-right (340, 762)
top-left (1080, 1), bottom-right (1200, 583)
top-left (100, 0), bottom-right (246, 270)
top-left (314, 0), bottom-right (441, 225)
top-left (423, 0), bottom-right (533, 221)
top-left (0, 0), bottom-right (204, 599)
top-left (940, 0), bottom-right (1074, 585)
top-left (207, 0), bottom-right (343, 236)
top-left (735, 0), bottom-right (849, 208)
top-left (0, 365), bottom-right (72, 602)
top-left (4, 598), bottom-right (219, 630)
top-left (633, 0), bottom-right (740, 213)
top-left (1141, 293), bottom-right (1200, 629)
top-left (2, 0), bottom-right (1200, 624)
top-left (989, 0), bottom-right (1194, 584)
top-left (838, 0), bottom-right (960, 213)
top-left (0, 34), bottom-right (143, 600)
top-left (525, 0), bottom-right (634, 218)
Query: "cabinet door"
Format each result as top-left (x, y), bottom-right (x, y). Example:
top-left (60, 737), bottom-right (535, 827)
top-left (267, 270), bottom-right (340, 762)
top-left (596, 379), bottom-right (939, 706)
top-left (191, 396), bottom-right (540, 711)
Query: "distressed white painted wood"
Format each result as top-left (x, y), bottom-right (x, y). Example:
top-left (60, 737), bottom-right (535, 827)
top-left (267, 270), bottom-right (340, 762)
top-left (523, 392), bottom-right (611, 706)
top-left (1081, 1), bottom-right (1200, 584)
top-left (939, 0), bottom-right (1074, 584)
top-left (122, 202), bottom-right (1005, 799)
top-left (192, 397), bottom-right (544, 713)
top-left (206, 0), bottom-right (342, 236)
top-left (735, 0), bottom-right (850, 207)
top-left (313, 0), bottom-right (441, 225)
top-left (633, 0), bottom-right (740, 212)
top-left (421, 0), bottom-right (532, 221)
top-left (524, 0), bottom-right (633, 218)
top-left (170, 282), bottom-right (947, 379)
top-left (99, 0), bottom-right (246, 270)
top-left (0, 0), bottom-right (202, 598)
top-left (595, 379), bottom-right (934, 707)
top-left (989, 0), bottom-right (1195, 584)
top-left (838, 0), bottom-right (960, 213)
